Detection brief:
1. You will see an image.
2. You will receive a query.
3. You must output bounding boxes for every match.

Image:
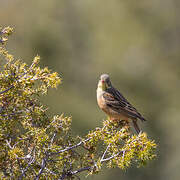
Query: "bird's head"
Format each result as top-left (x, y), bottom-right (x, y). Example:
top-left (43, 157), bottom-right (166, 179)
top-left (98, 74), bottom-right (112, 91)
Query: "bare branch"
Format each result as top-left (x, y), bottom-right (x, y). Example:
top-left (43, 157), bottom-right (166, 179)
top-left (52, 138), bottom-right (91, 155)
top-left (58, 166), bottom-right (92, 180)
top-left (100, 143), bottom-right (111, 163)
top-left (100, 152), bottom-right (121, 162)
top-left (71, 166), bottom-right (91, 176)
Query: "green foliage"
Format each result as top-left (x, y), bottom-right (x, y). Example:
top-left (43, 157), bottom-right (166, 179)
top-left (0, 26), bottom-right (157, 179)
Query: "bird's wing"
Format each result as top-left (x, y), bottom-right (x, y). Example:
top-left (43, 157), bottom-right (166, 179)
top-left (104, 88), bottom-right (146, 121)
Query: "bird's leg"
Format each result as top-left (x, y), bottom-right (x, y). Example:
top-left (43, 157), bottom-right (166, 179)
top-left (132, 119), bottom-right (141, 134)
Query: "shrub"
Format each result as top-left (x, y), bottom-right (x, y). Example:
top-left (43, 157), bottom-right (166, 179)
top-left (0, 27), bottom-right (157, 179)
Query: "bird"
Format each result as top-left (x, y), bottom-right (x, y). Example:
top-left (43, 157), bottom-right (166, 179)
top-left (96, 74), bottom-right (146, 134)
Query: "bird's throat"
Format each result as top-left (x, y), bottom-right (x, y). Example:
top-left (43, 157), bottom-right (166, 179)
top-left (98, 81), bottom-right (106, 91)
top-left (102, 82), bottom-right (106, 91)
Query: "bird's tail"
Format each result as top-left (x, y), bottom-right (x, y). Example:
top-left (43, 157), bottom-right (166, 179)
top-left (132, 119), bottom-right (141, 134)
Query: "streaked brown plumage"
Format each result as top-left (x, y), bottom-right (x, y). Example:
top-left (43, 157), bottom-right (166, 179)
top-left (97, 74), bottom-right (146, 133)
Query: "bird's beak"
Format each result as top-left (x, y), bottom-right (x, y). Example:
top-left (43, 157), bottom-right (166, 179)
top-left (101, 80), bottom-right (106, 91)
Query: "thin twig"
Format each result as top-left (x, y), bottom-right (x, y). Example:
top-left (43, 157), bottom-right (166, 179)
top-left (48, 132), bottom-right (57, 149)
top-left (52, 138), bottom-right (91, 155)
top-left (34, 157), bottom-right (47, 180)
top-left (100, 143), bottom-right (111, 162)
top-left (100, 152), bottom-right (122, 162)
top-left (58, 166), bottom-right (91, 180)
top-left (44, 167), bottom-right (57, 176)
top-left (1, 110), bottom-right (23, 117)
top-left (17, 148), bottom-right (36, 180)
top-left (71, 166), bottom-right (92, 176)
top-left (0, 86), bottom-right (13, 95)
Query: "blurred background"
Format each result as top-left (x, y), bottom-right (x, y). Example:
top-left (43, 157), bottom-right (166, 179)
top-left (1, 0), bottom-right (180, 179)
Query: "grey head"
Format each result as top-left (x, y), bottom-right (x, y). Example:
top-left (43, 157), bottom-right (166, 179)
top-left (100, 74), bottom-right (112, 87)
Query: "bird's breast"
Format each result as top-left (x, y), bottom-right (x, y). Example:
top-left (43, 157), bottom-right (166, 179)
top-left (97, 90), bottom-right (106, 109)
top-left (97, 91), bottom-right (114, 115)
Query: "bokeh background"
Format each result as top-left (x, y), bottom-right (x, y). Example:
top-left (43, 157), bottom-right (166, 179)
top-left (1, 0), bottom-right (180, 179)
